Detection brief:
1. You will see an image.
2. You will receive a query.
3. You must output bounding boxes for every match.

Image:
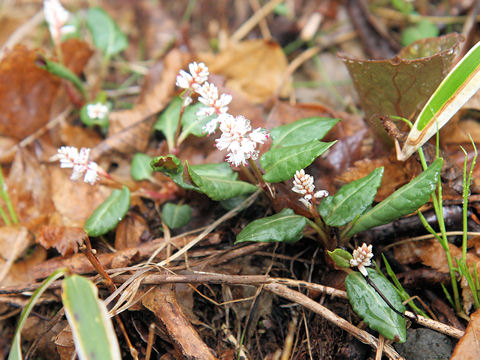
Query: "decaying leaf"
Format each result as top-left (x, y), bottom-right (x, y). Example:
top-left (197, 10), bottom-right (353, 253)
top-left (451, 308), bottom-right (480, 359)
top-left (200, 39), bottom-right (291, 103)
top-left (36, 226), bottom-right (86, 256)
top-left (341, 33), bottom-right (462, 144)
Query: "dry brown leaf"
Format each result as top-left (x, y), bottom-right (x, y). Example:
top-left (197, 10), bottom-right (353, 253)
top-left (451, 308), bottom-right (480, 359)
top-left (49, 166), bottom-right (110, 228)
top-left (0, 40), bottom-right (91, 140)
top-left (36, 226), bottom-right (86, 256)
top-left (54, 325), bottom-right (75, 360)
top-left (201, 39), bottom-right (291, 104)
top-left (0, 226), bottom-right (32, 285)
top-left (0, 246), bottom-right (46, 287)
top-left (6, 149), bottom-right (54, 231)
top-left (114, 212), bottom-right (149, 250)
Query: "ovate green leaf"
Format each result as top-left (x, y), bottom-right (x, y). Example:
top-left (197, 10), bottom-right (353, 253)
top-left (84, 186), bottom-right (130, 236)
top-left (177, 103), bottom-right (214, 142)
top-left (162, 203), bottom-right (192, 229)
top-left (131, 153), bottom-right (153, 181)
top-left (346, 269), bottom-right (406, 342)
top-left (347, 158), bottom-right (443, 236)
top-left (261, 140), bottom-right (336, 183)
top-left (86, 7), bottom-right (128, 56)
top-left (319, 167), bottom-right (384, 226)
top-left (270, 117), bottom-right (339, 149)
top-left (62, 275), bottom-right (121, 360)
top-left (236, 208), bottom-right (306, 244)
top-left (188, 163), bottom-right (257, 201)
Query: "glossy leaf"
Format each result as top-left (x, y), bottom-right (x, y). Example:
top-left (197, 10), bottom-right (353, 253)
top-left (62, 275), bottom-right (121, 360)
top-left (319, 167), bottom-right (384, 227)
top-left (188, 163), bottom-right (257, 201)
top-left (270, 116), bottom-right (339, 149)
top-left (131, 153), bottom-right (153, 181)
top-left (328, 248), bottom-right (353, 268)
top-left (86, 7), bottom-right (128, 56)
top-left (261, 140), bottom-right (336, 183)
top-left (154, 97), bottom-right (182, 150)
top-left (345, 268), bottom-right (406, 342)
top-left (236, 208), bottom-right (306, 244)
top-left (162, 203), bottom-right (192, 229)
top-left (84, 186), bottom-right (131, 237)
top-left (398, 40), bottom-right (480, 160)
top-left (347, 158), bottom-right (443, 236)
top-left (9, 268), bottom-right (67, 360)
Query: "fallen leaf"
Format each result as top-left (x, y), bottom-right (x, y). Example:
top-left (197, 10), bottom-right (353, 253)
top-left (36, 225), bottom-right (86, 256)
top-left (114, 212), bottom-right (149, 250)
top-left (451, 308), bottom-right (480, 359)
top-left (201, 39), bottom-right (291, 103)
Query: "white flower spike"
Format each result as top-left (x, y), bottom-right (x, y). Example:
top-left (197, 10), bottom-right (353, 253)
top-left (215, 115), bottom-right (268, 167)
top-left (86, 103), bottom-right (109, 119)
top-left (175, 61), bottom-right (209, 91)
top-left (44, 0), bottom-right (70, 45)
top-left (292, 169), bottom-right (328, 208)
top-left (55, 146), bottom-right (100, 185)
top-left (350, 243), bottom-right (374, 276)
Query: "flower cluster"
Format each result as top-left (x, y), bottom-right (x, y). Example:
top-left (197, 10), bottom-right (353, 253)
top-left (350, 243), bottom-right (374, 276)
top-left (215, 115), bottom-right (269, 167)
top-left (54, 146), bottom-right (100, 185)
top-left (176, 62), bottom-right (268, 167)
top-left (176, 62), bottom-right (233, 135)
top-left (291, 169), bottom-right (328, 208)
top-left (87, 103), bottom-right (109, 119)
top-left (43, 0), bottom-right (73, 45)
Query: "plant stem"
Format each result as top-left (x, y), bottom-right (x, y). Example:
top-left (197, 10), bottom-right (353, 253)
top-left (247, 159), bottom-right (274, 199)
top-left (173, 104), bottom-right (186, 150)
top-left (0, 166), bottom-right (18, 224)
top-left (0, 206), bottom-right (11, 226)
top-left (307, 218), bottom-right (329, 248)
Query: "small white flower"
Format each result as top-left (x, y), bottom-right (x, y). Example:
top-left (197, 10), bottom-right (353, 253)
top-left (44, 0), bottom-right (70, 44)
top-left (60, 24), bottom-right (76, 36)
top-left (176, 62), bottom-right (209, 90)
top-left (196, 82), bottom-right (232, 119)
top-left (182, 96), bottom-right (193, 107)
top-left (86, 103), bottom-right (109, 120)
top-left (350, 243), bottom-right (374, 276)
top-left (54, 146), bottom-right (100, 185)
top-left (291, 169), bottom-right (327, 208)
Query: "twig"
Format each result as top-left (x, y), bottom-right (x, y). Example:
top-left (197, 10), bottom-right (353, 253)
top-left (231, 0), bottom-right (283, 42)
top-left (144, 323), bottom-right (156, 360)
top-left (375, 334), bottom-right (385, 360)
top-left (248, 0), bottom-right (272, 40)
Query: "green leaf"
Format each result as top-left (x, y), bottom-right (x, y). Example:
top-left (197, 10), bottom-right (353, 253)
top-left (401, 20), bottom-right (439, 46)
top-left (86, 7), bottom-right (128, 56)
top-left (347, 158), bottom-right (443, 236)
top-left (177, 103), bottom-right (215, 142)
top-left (131, 153), bottom-right (153, 181)
top-left (84, 186), bottom-right (131, 237)
top-left (154, 97), bottom-right (182, 150)
top-left (187, 163), bottom-right (257, 201)
top-left (236, 208), bottom-right (306, 244)
top-left (261, 140), bottom-right (336, 183)
top-left (62, 275), bottom-right (121, 360)
top-left (162, 203), bottom-right (192, 229)
top-left (9, 268), bottom-right (67, 360)
top-left (398, 40), bottom-right (480, 160)
top-left (328, 249), bottom-right (353, 268)
top-left (345, 268), bottom-right (406, 342)
top-left (319, 167), bottom-right (384, 227)
top-left (270, 117), bottom-right (339, 149)
top-left (36, 54), bottom-right (86, 95)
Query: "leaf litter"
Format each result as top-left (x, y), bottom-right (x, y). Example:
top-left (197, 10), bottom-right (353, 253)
top-left (0, 0), bottom-right (480, 359)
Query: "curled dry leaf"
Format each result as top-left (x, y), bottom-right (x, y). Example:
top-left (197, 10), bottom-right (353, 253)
top-left (451, 308), bottom-right (480, 360)
top-left (200, 39), bottom-right (291, 104)
top-left (114, 212), bottom-right (149, 250)
top-left (37, 225), bottom-right (86, 256)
